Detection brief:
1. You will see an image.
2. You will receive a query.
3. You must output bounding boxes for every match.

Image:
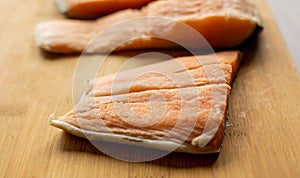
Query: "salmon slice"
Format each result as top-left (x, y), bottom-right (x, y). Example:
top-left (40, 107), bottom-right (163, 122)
top-left (49, 51), bottom-right (242, 154)
top-left (35, 0), bottom-right (261, 54)
top-left (57, 0), bottom-right (155, 19)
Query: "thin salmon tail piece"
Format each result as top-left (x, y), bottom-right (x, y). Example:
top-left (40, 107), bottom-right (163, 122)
top-left (56, 0), bottom-right (156, 19)
top-left (35, 0), bottom-right (261, 54)
top-left (49, 51), bottom-right (242, 154)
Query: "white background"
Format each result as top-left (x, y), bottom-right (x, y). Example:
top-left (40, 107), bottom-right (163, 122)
top-left (267, 0), bottom-right (300, 74)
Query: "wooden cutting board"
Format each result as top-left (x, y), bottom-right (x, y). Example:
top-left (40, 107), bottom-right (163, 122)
top-left (0, 0), bottom-right (299, 177)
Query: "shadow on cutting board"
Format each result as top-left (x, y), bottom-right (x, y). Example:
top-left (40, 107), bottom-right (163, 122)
top-left (238, 26), bottom-right (262, 66)
top-left (38, 46), bottom-right (214, 61)
top-left (39, 49), bottom-right (79, 60)
top-left (59, 132), bottom-right (104, 155)
top-left (59, 132), bottom-right (219, 168)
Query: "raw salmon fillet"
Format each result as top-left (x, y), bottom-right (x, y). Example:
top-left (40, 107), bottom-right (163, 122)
top-left (49, 51), bottom-right (242, 154)
top-left (56, 0), bottom-right (155, 18)
top-left (35, 0), bottom-right (261, 54)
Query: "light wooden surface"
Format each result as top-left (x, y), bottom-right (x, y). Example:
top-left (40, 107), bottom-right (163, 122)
top-left (0, 0), bottom-right (300, 177)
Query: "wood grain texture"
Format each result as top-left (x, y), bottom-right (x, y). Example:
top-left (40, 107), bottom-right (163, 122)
top-left (0, 0), bottom-right (299, 178)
